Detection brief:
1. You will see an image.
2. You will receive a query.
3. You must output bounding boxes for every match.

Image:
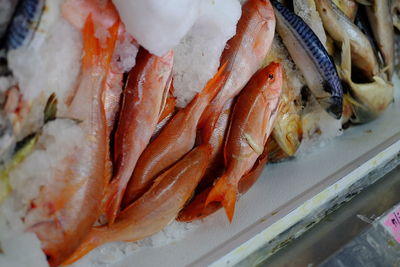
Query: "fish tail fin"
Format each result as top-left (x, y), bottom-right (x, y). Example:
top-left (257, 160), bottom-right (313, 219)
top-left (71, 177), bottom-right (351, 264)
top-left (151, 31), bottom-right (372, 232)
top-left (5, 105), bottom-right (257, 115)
top-left (81, 14), bottom-right (119, 69)
top-left (62, 228), bottom-right (107, 265)
top-left (177, 187), bottom-right (222, 222)
top-left (199, 61), bottom-right (228, 102)
top-left (102, 179), bottom-right (123, 225)
top-left (205, 175), bottom-right (237, 223)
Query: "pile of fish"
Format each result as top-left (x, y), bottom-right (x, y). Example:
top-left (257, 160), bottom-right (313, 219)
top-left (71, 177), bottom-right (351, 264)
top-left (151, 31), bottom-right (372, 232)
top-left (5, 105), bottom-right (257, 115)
top-left (0, 0), bottom-right (398, 266)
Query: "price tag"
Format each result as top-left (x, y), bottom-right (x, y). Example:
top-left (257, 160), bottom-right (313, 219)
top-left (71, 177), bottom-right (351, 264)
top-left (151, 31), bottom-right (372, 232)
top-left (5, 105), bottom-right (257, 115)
top-left (382, 204), bottom-right (400, 243)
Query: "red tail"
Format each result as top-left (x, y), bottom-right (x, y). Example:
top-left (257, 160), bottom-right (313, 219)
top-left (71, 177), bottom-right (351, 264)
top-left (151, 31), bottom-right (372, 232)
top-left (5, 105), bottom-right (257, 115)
top-left (198, 61), bottom-right (228, 102)
top-left (205, 175), bottom-right (237, 223)
top-left (62, 228), bottom-right (106, 265)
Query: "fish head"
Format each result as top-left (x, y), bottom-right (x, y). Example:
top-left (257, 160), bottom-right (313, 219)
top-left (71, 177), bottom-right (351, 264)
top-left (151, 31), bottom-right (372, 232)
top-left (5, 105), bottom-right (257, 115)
top-left (260, 61), bottom-right (283, 98)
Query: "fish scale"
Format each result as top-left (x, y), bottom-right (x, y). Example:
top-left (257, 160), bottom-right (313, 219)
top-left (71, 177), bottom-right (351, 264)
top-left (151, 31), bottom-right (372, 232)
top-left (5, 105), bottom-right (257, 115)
top-left (271, 0), bottom-right (343, 119)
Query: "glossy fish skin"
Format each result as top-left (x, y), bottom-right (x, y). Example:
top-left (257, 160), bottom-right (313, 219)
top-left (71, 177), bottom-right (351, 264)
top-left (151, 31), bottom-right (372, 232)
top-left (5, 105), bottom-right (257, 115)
top-left (366, 0), bottom-right (395, 80)
top-left (197, 100), bottom-right (233, 192)
top-left (272, 80), bottom-right (302, 157)
top-left (121, 64), bottom-right (227, 207)
top-left (5, 0), bottom-right (44, 49)
top-left (26, 15), bottom-right (118, 266)
top-left (104, 49), bottom-right (173, 224)
top-left (293, 0), bottom-right (328, 48)
top-left (205, 62), bottom-right (283, 222)
top-left (315, 0), bottom-right (379, 80)
top-left (63, 145), bottom-right (212, 264)
top-left (178, 146), bottom-right (268, 222)
top-left (200, 0), bottom-right (276, 135)
top-left (271, 0), bottom-right (343, 120)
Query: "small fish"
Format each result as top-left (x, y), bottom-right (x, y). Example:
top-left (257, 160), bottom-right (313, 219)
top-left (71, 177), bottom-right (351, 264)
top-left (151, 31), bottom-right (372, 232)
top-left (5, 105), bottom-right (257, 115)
top-left (339, 38), bottom-right (393, 123)
top-left (5, 0), bottom-right (45, 49)
top-left (272, 80), bottom-right (302, 157)
top-left (315, 0), bottom-right (379, 79)
top-left (200, 0), bottom-right (276, 136)
top-left (205, 62), bottom-right (283, 222)
top-left (293, 0), bottom-right (327, 47)
top-left (27, 13), bottom-right (119, 266)
top-left (121, 63), bottom-right (228, 207)
top-left (271, 0), bottom-right (343, 119)
top-left (365, 0), bottom-right (395, 80)
top-left (63, 144), bottom-right (212, 264)
top-left (103, 48), bottom-right (173, 224)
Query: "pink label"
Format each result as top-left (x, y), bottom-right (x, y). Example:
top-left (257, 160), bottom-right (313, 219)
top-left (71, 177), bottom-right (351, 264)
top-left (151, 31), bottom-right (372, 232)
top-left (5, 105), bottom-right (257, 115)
top-left (382, 205), bottom-right (400, 243)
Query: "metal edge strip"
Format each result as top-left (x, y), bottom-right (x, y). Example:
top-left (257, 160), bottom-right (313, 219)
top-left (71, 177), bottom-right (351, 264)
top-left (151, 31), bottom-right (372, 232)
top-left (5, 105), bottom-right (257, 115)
top-left (190, 131), bottom-right (400, 267)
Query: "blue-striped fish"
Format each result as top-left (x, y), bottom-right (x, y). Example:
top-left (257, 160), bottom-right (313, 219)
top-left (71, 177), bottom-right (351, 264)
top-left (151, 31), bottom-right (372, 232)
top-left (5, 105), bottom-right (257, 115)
top-left (5, 0), bottom-right (44, 50)
top-left (271, 0), bottom-right (343, 119)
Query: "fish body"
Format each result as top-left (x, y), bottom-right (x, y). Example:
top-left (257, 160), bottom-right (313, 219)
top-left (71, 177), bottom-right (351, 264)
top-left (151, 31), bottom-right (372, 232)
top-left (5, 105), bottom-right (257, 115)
top-left (5, 0), bottom-right (44, 49)
top-left (200, 0), bottom-right (276, 134)
top-left (104, 49), bottom-right (173, 224)
top-left (121, 64), bottom-right (227, 206)
top-left (64, 144), bottom-right (212, 264)
top-left (339, 38), bottom-right (393, 123)
top-left (366, 0), bottom-right (394, 80)
top-left (272, 80), bottom-right (302, 157)
top-left (178, 146), bottom-right (268, 222)
top-left (293, 0), bottom-right (327, 47)
top-left (205, 62), bottom-right (283, 222)
top-left (26, 15), bottom-right (118, 266)
top-left (272, 0), bottom-right (343, 119)
top-left (315, 0), bottom-right (379, 79)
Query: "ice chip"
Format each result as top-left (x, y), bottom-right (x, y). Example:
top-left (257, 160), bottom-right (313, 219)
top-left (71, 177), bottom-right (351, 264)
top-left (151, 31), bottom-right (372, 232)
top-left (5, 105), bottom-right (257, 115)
top-left (113, 0), bottom-right (202, 56)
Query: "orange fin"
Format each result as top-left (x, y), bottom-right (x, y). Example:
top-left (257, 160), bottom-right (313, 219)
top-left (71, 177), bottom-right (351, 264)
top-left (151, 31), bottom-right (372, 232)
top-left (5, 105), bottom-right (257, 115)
top-left (199, 61), bottom-right (228, 102)
top-left (102, 179), bottom-right (122, 225)
top-left (205, 175), bottom-right (237, 223)
top-left (62, 228), bottom-right (106, 265)
top-left (81, 15), bottom-right (119, 69)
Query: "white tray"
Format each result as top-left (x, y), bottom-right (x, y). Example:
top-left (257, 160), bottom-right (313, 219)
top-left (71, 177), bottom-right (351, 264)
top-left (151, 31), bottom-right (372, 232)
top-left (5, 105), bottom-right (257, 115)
top-left (79, 76), bottom-right (400, 267)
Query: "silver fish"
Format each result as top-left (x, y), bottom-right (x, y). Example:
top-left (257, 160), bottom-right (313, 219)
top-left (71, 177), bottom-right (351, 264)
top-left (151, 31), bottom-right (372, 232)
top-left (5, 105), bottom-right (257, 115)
top-left (316, 0), bottom-right (379, 80)
top-left (271, 0), bottom-right (343, 119)
top-left (366, 0), bottom-right (395, 81)
top-left (5, 0), bottom-right (44, 50)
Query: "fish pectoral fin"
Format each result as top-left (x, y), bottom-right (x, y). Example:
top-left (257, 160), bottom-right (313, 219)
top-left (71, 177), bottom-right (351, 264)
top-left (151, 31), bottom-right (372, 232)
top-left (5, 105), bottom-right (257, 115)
top-left (244, 133), bottom-right (263, 155)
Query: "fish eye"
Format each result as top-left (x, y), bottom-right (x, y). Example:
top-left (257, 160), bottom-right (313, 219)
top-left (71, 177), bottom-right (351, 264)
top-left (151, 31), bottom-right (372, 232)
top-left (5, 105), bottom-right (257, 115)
top-left (268, 73), bottom-right (274, 80)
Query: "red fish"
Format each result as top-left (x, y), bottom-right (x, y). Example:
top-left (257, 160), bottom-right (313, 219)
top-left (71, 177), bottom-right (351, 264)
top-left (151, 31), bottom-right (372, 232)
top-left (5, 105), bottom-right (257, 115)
top-left (63, 145), bottom-right (212, 264)
top-left (104, 48), bottom-right (173, 224)
top-left (205, 62), bottom-right (283, 222)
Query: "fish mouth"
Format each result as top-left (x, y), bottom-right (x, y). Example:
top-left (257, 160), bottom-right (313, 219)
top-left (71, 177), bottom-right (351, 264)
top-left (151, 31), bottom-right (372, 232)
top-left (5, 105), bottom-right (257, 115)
top-left (319, 96), bottom-right (343, 120)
